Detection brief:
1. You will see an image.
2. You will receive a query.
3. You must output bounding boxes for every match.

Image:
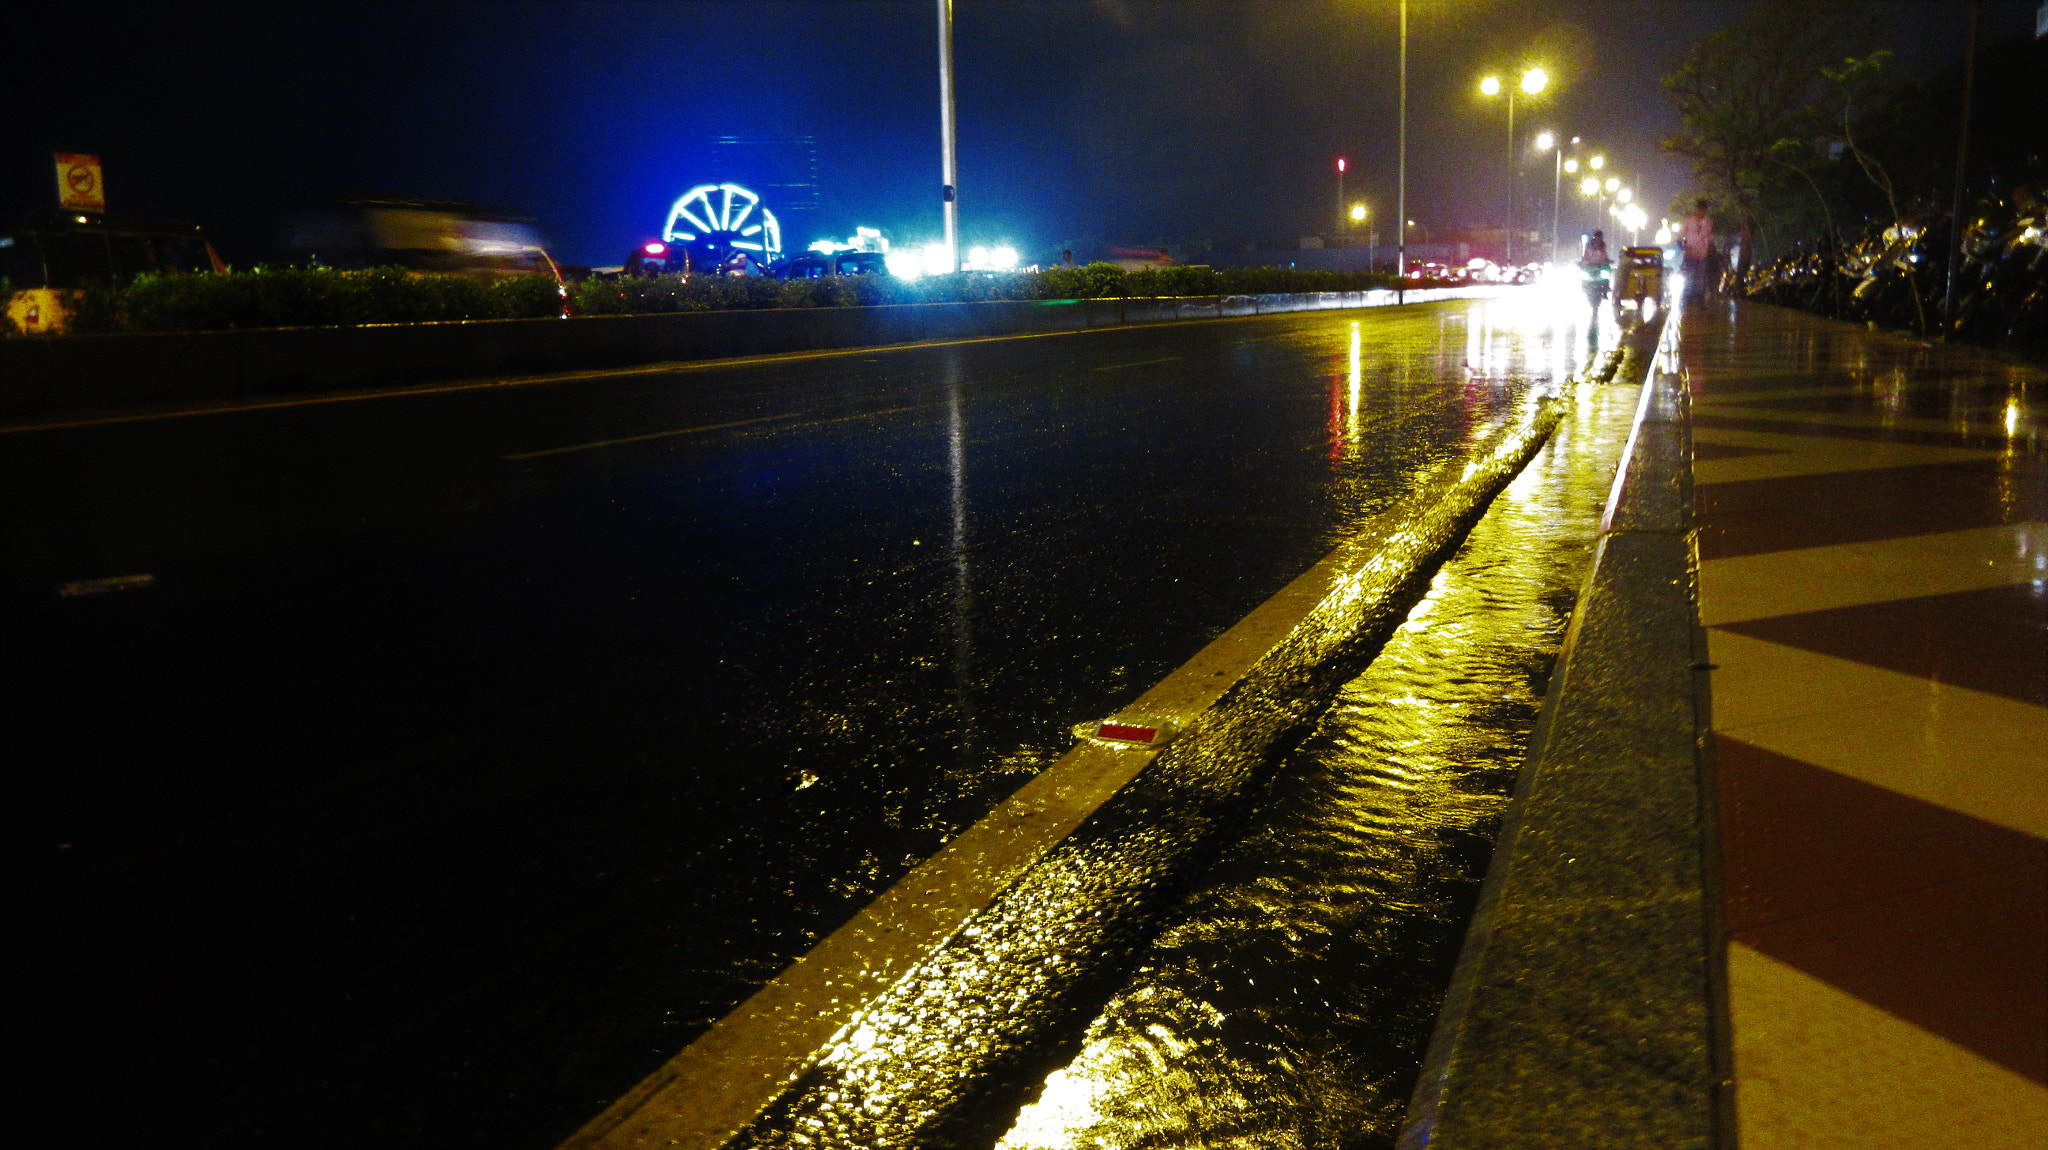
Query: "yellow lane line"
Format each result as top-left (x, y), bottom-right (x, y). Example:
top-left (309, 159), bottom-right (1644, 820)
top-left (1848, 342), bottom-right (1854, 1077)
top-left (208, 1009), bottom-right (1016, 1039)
top-left (1090, 356), bottom-right (1183, 371)
top-left (501, 415), bottom-right (805, 460)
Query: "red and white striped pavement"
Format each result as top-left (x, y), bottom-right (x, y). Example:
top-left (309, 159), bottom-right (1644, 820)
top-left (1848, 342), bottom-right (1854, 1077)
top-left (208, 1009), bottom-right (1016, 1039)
top-left (1680, 302), bottom-right (2046, 1148)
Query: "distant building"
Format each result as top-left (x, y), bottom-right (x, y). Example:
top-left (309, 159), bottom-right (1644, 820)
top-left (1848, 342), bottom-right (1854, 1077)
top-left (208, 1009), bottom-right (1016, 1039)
top-left (708, 136), bottom-right (819, 232)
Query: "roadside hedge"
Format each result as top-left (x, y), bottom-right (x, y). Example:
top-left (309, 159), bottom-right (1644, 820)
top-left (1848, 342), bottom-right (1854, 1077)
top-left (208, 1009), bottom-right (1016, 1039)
top-left (20, 261), bottom-right (1414, 335)
top-left (571, 263), bottom-right (1407, 315)
top-left (93, 267), bottom-right (566, 333)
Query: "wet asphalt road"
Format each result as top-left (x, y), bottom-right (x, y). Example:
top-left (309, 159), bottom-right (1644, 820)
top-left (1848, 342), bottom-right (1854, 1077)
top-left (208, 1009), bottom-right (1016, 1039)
top-left (9, 297), bottom-right (1575, 1149)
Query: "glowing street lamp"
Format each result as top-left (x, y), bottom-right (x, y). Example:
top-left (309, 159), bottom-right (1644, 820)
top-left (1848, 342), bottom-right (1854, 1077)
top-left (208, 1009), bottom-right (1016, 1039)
top-left (1589, 154), bottom-right (1606, 171)
top-left (1580, 175), bottom-right (1600, 196)
top-left (1352, 202), bottom-right (1377, 270)
top-left (1478, 64), bottom-right (1552, 265)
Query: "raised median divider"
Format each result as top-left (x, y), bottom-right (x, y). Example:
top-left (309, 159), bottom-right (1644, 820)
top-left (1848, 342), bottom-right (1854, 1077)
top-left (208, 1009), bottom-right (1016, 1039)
top-left (0, 288), bottom-right (1491, 421)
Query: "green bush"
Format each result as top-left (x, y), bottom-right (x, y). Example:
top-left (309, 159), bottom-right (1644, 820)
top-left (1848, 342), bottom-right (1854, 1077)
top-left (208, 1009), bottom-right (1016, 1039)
top-left (65, 284), bottom-right (129, 334)
top-left (111, 266), bottom-right (564, 332)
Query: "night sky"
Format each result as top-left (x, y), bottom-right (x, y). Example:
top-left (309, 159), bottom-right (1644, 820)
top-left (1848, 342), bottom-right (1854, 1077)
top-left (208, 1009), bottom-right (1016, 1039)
top-left (11, 1), bottom-right (2027, 267)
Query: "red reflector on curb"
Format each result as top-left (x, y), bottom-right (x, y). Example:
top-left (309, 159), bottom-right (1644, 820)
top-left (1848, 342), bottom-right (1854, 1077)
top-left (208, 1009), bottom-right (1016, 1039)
top-left (1096, 722), bottom-right (1158, 744)
top-left (1074, 714), bottom-right (1182, 748)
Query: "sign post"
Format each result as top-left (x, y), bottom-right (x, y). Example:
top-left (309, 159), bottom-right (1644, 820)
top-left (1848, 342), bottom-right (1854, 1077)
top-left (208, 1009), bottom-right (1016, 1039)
top-left (55, 153), bottom-right (105, 211)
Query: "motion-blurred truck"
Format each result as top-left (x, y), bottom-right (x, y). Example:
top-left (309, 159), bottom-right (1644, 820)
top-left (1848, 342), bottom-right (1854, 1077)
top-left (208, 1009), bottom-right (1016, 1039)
top-left (279, 200), bottom-right (563, 281)
top-left (2, 208), bottom-right (226, 334)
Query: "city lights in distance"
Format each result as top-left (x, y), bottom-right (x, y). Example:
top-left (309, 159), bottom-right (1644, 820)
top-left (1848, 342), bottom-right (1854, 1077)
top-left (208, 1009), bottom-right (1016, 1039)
top-left (884, 249), bottom-right (927, 278)
top-left (1605, 177), bottom-right (1621, 193)
top-left (1612, 202), bottom-right (1649, 233)
top-left (885, 241), bottom-right (1016, 277)
top-left (808, 226), bottom-right (892, 256)
top-left (1617, 188), bottom-right (1633, 203)
top-left (963, 245), bottom-right (1019, 271)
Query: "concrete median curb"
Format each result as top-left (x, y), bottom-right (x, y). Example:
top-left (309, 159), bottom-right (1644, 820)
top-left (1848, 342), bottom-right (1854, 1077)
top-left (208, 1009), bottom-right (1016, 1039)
top-left (564, 385), bottom-right (1563, 1150)
top-left (1396, 311), bottom-right (1731, 1150)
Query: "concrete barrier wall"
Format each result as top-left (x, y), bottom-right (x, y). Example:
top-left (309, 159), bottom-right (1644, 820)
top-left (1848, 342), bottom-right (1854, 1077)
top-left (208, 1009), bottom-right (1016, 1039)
top-left (0, 287), bottom-right (1495, 420)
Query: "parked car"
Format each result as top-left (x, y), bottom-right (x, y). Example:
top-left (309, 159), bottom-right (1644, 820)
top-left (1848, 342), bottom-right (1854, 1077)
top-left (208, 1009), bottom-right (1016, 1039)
top-left (611, 239), bottom-right (770, 278)
top-left (2, 208), bottom-right (228, 334)
top-left (770, 250), bottom-right (889, 279)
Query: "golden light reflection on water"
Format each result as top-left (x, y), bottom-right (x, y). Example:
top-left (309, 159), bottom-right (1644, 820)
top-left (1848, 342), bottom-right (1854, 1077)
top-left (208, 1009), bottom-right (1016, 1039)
top-left (725, 304), bottom-right (1602, 1150)
top-left (992, 337), bottom-right (1637, 1150)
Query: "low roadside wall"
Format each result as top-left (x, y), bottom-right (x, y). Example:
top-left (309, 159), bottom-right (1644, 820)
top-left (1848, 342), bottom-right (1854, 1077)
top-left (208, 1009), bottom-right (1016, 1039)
top-left (0, 288), bottom-right (1488, 420)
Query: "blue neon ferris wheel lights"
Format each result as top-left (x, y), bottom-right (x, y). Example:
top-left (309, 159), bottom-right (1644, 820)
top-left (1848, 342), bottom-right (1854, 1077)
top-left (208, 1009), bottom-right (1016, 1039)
top-left (663, 183), bottom-right (781, 259)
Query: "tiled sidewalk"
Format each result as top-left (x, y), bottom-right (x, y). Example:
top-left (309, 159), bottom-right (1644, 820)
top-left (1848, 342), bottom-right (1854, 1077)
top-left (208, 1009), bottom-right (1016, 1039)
top-left (1679, 303), bottom-right (2046, 1148)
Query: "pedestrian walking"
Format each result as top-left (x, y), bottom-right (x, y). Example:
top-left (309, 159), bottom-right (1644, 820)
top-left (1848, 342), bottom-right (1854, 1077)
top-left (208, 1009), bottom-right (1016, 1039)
top-left (1681, 199), bottom-right (1714, 303)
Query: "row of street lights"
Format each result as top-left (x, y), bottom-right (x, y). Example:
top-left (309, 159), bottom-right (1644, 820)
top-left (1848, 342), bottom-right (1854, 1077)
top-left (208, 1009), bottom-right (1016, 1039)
top-left (1335, 60), bottom-right (1653, 273)
top-left (938, 0), bottom-right (1653, 277)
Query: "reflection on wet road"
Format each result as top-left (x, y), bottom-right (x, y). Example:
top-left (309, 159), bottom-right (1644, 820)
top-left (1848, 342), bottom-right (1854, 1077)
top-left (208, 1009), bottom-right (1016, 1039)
top-left (9, 293), bottom-right (1600, 1149)
top-left (992, 379), bottom-right (1638, 1150)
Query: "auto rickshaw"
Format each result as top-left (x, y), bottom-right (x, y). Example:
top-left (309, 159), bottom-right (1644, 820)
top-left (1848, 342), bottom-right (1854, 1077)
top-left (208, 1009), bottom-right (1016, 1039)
top-left (1617, 246), bottom-right (1665, 316)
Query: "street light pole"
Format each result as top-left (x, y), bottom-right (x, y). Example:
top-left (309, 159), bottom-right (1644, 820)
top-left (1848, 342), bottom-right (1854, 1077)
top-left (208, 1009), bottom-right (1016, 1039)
top-left (1552, 147), bottom-right (1564, 263)
top-left (936, 0), bottom-right (959, 273)
top-left (1505, 88), bottom-right (1514, 264)
top-left (1397, 0), bottom-right (1407, 301)
top-left (1337, 157), bottom-right (1347, 241)
top-left (1481, 67), bottom-right (1547, 268)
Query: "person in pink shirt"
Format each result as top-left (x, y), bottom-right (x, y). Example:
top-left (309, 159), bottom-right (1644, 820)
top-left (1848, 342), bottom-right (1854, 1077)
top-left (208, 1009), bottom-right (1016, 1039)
top-left (1681, 199), bottom-right (1715, 303)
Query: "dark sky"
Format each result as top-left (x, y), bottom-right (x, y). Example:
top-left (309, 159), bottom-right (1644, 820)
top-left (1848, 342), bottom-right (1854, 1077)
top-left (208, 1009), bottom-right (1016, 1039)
top-left (11, 1), bottom-right (2029, 266)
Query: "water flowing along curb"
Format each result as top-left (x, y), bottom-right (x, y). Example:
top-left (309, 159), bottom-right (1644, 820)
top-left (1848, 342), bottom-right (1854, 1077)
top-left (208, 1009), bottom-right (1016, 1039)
top-left (1396, 311), bottom-right (1730, 1150)
top-left (563, 392), bottom-right (1567, 1150)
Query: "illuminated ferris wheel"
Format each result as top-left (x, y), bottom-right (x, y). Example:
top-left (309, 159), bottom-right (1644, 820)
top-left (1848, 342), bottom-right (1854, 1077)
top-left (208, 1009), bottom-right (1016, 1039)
top-left (663, 183), bottom-right (782, 263)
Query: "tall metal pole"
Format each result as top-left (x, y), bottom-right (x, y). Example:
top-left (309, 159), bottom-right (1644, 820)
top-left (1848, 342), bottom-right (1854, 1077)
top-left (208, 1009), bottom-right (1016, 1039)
top-left (1943, 0), bottom-right (1980, 335)
top-left (937, 0), bottom-right (959, 273)
top-left (1337, 160), bottom-right (1346, 241)
top-left (1551, 149), bottom-right (1563, 264)
top-left (1397, 0), bottom-right (1407, 301)
top-left (1504, 89), bottom-right (1515, 265)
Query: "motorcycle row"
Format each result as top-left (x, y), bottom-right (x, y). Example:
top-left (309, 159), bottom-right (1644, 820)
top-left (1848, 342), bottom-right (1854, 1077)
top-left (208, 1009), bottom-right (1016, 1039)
top-left (1743, 182), bottom-right (2047, 351)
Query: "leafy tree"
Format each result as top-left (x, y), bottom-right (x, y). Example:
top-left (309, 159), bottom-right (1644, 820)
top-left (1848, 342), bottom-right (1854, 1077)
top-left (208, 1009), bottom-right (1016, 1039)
top-left (1660, 0), bottom-right (1876, 277)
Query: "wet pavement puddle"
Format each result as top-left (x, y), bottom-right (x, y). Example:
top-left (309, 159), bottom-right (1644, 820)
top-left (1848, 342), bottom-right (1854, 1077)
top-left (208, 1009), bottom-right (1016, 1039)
top-left (989, 380), bottom-right (1640, 1150)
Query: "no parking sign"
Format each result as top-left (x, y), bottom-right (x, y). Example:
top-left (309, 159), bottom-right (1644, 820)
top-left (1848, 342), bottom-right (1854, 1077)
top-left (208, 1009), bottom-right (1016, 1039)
top-left (56, 153), bottom-right (104, 211)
